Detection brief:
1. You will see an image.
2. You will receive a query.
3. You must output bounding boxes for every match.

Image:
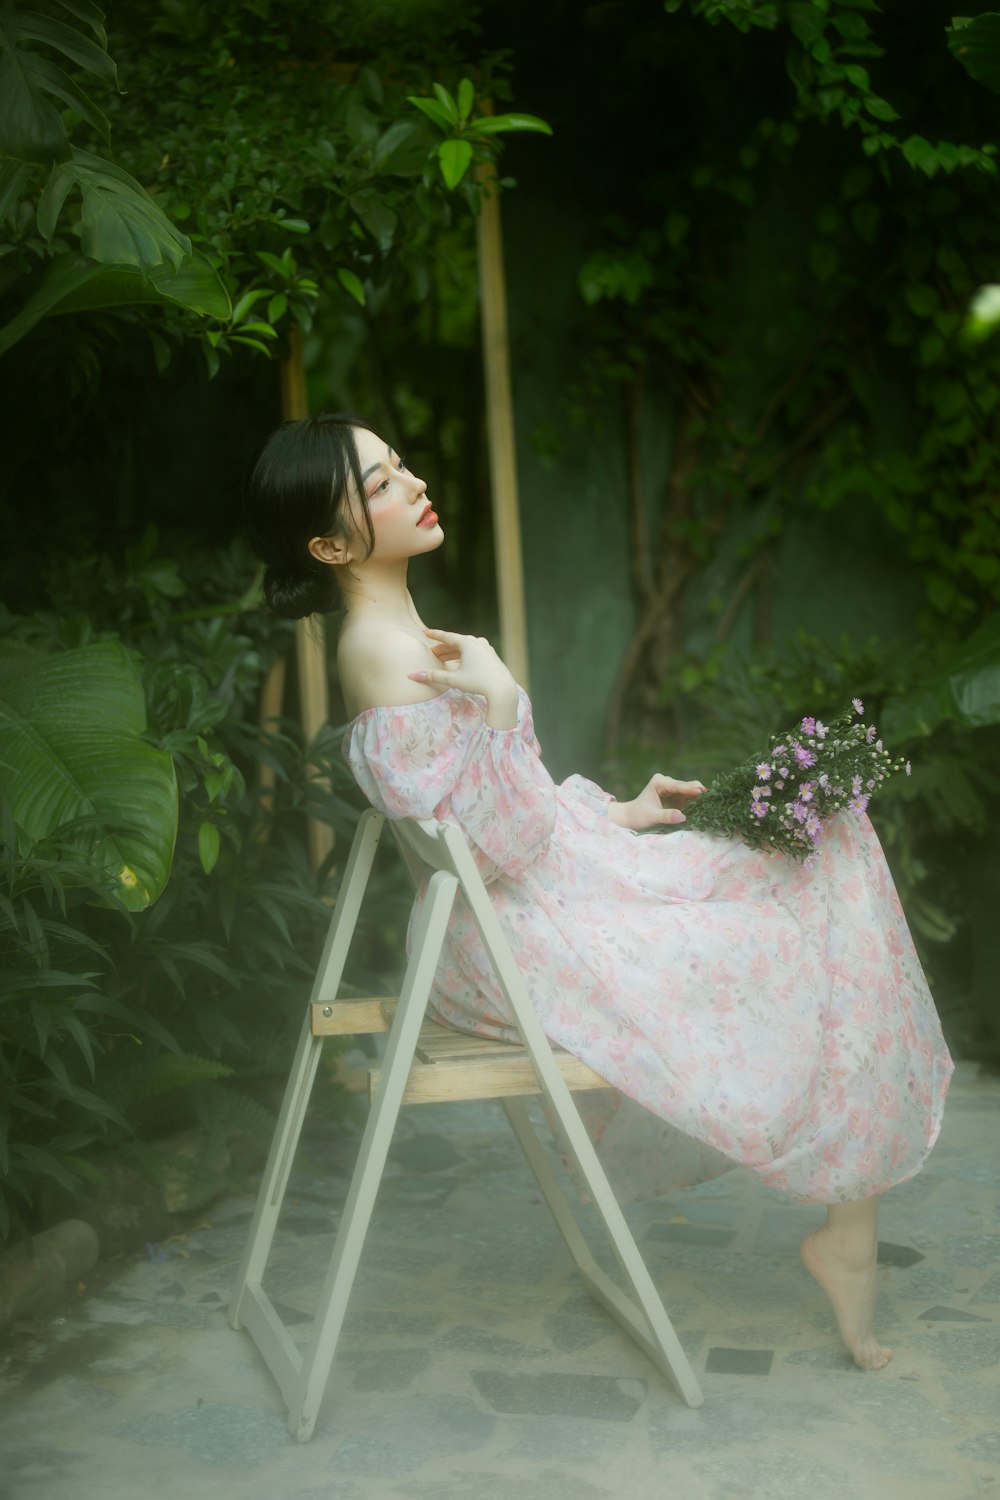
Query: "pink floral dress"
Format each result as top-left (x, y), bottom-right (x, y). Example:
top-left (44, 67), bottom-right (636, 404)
top-left (343, 686), bottom-right (953, 1205)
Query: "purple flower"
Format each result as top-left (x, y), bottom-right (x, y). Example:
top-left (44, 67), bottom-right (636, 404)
top-left (865, 725), bottom-right (877, 743)
top-left (851, 774), bottom-right (863, 795)
top-left (792, 743), bottom-right (816, 768)
top-left (818, 772), bottom-right (829, 789)
top-left (849, 794), bottom-right (870, 815)
top-left (800, 787), bottom-right (814, 803)
top-left (756, 762), bottom-right (772, 780)
top-left (801, 716), bottom-right (816, 735)
top-left (772, 744), bottom-right (786, 757)
top-left (805, 812), bottom-right (822, 839)
top-left (775, 780), bottom-right (785, 790)
top-left (791, 799), bottom-right (807, 823)
top-left (852, 697), bottom-right (864, 715)
top-left (816, 721), bottom-right (828, 739)
top-left (752, 785), bottom-right (772, 799)
top-left (752, 801), bottom-right (768, 819)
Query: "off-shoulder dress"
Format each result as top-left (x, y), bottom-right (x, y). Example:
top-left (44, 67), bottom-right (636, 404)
top-left (343, 685), bottom-right (953, 1205)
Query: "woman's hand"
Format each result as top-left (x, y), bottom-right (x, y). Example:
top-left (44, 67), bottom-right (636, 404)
top-left (608, 774), bottom-right (707, 832)
top-left (408, 629), bottom-right (519, 728)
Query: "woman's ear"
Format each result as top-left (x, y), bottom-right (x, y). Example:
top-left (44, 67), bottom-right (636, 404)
top-left (308, 533), bottom-right (352, 566)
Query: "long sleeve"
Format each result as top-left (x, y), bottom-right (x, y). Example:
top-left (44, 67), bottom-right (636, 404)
top-left (343, 688), bottom-right (558, 881)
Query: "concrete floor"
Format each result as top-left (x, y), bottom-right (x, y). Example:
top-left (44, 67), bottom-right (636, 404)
top-left (1, 1059), bottom-right (998, 1500)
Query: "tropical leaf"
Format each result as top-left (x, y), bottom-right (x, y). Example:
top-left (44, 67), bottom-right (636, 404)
top-left (0, 250), bottom-right (230, 357)
top-left (437, 138), bottom-right (472, 189)
top-left (0, 640), bottom-right (178, 909)
top-left (947, 13), bottom-right (1000, 94)
top-left (0, 1), bottom-right (116, 165)
top-left (881, 615), bottom-right (1000, 739)
top-left (40, 148), bottom-right (191, 270)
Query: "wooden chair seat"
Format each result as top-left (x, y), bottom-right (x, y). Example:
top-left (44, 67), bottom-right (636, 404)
top-left (312, 996), bottom-right (613, 1106)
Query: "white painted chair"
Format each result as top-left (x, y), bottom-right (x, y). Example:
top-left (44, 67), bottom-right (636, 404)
top-left (229, 807), bottom-right (703, 1441)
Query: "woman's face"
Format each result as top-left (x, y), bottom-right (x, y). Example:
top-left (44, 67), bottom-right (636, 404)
top-left (348, 426), bottom-right (442, 563)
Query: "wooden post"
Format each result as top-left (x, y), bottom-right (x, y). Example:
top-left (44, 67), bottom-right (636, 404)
top-left (476, 134), bottom-right (530, 690)
top-left (283, 325), bottom-right (335, 873)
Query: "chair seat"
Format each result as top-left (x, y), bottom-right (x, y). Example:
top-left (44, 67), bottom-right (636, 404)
top-left (311, 997), bottom-right (612, 1106)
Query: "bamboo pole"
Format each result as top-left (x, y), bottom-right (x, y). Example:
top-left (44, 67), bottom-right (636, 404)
top-left (283, 325), bottom-right (335, 873)
top-left (476, 133), bottom-right (530, 690)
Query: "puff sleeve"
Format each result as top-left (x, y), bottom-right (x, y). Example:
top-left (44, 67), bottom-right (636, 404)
top-left (342, 688), bottom-right (558, 881)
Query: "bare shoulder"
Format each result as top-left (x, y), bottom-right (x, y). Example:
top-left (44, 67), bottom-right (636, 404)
top-left (337, 622), bottom-right (441, 718)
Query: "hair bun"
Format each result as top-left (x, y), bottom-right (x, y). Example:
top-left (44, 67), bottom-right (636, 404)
top-left (264, 566), bottom-right (337, 620)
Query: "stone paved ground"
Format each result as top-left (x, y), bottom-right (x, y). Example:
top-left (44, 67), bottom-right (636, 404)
top-left (1, 1059), bottom-right (998, 1500)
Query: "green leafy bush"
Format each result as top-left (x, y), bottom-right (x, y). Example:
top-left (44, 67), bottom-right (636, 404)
top-left (0, 533), bottom-right (405, 1245)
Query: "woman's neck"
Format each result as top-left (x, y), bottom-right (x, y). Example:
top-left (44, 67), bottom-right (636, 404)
top-left (339, 560), bottom-right (422, 628)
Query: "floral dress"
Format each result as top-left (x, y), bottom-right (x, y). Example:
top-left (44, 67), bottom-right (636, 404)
top-left (343, 686), bottom-right (953, 1205)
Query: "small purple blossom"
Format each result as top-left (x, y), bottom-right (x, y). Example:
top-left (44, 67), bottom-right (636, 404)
top-left (772, 744), bottom-right (785, 757)
top-left (751, 785), bottom-right (772, 799)
top-left (791, 799), bottom-right (807, 823)
top-left (775, 780), bottom-right (785, 790)
top-left (849, 794), bottom-right (870, 816)
top-left (752, 801), bottom-right (768, 819)
top-left (805, 812), bottom-right (822, 839)
top-left (756, 762), bottom-right (772, 780)
top-left (852, 697), bottom-right (864, 715)
top-left (865, 725), bottom-right (877, 743)
top-left (799, 787), bottom-right (814, 803)
top-left (818, 772), bottom-right (829, 789)
top-left (852, 774), bottom-right (863, 795)
top-left (792, 743), bottom-right (816, 768)
top-left (801, 716), bottom-right (816, 735)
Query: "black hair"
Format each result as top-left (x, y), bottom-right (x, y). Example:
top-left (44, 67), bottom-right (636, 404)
top-left (242, 413), bottom-right (379, 619)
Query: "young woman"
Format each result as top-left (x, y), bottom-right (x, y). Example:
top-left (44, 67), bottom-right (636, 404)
top-left (244, 412), bottom-right (954, 1373)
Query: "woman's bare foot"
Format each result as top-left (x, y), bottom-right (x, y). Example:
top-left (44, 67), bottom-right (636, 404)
top-left (800, 1226), bottom-right (892, 1370)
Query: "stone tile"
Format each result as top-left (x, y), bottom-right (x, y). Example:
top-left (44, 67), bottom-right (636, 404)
top-left (324, 1395), bottom-right (494, 1475)
top-left (84, 1298), bottom-right (219, 1331)
top-left (893, 1267), bottom-right (956, 1302)
top-left (109, 1403), bottom-right (289, 1467)
top-left (645, 1224), bottom-right (736, 1249)
top-left (648, 1393), bottom-right (850, 1455)
top-left (940, 1234), bottom-right (1000, 1268)
top-left (969, 1272), bottom-right (1000, 1306)
top-left (388, 1134), bottom-right (468, 1172)
top-left (876, 1241), bottom-right (925, 1269)
top-left (348, 1348), bottom-right (432, 1392)
top-left (492, 1413), bottom-right (630, 1466)
top-left (401, 1474), bottom-right (617, 1500)
top-left (957, 1431), bottom-right (1000, 1463)
top-left (906, 1326), bottom-right (1000, 1372)
top-left (470, 1370), bottom-right (645, 1421)
top-left (434, 1326), bottom-right (548, 1358)
top-left (917, 1305), bottom-right (991, 1323)
top-left (782, 1345), bottom-right (858, 1371)
top-left (704, 1347), bottom-right (774, 1376)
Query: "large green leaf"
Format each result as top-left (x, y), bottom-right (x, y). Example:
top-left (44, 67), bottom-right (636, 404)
top-left (0, 641), bottom-right (178, 909)
top-left (0, 249), bottom-right (230, 357)
top-left (0, 1), bottom-right (116, 165)
top-left (947, 13), bottom-right (1000, 95)
top-left (36, 148), bottom-right (190, 271)
top-left (881, 615), bottom-right (1000, 739)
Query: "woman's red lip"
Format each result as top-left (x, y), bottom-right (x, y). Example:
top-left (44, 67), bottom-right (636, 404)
top-left (417, 509), bottom-right (438, 527)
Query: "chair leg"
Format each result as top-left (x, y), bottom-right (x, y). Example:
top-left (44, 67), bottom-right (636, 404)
top-left (229, 809), bottom-right (386, 1334)
top-left (287, 869), bottom-right (459, 1442)
top-left (501, 1095), bottom-right (703, 1409)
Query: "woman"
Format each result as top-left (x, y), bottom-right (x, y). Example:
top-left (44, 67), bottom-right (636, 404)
top-left (244, 412), bottom-right (954, 1374)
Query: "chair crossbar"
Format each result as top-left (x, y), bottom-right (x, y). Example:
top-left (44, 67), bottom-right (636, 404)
top-left (230, 808), bottom-right (703, 1441)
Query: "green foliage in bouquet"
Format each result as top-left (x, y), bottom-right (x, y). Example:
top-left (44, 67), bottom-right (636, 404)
top-left (684, 700), bottom-right (908, 859)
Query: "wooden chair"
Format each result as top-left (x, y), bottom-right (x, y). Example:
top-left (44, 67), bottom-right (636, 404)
top-left (229, 807), bottom-right (703, 1441)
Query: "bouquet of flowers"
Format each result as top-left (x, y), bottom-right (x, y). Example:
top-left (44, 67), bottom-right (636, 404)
top-left (683, 698), bottom-right (911, 860)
